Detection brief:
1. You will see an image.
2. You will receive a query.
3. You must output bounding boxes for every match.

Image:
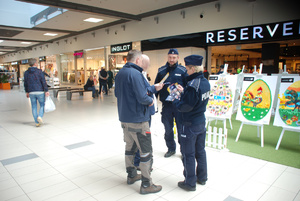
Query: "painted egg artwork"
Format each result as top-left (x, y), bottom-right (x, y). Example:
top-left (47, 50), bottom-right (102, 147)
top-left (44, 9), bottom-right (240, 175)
top-left (278, 80), bottom-right (300, 127)
top-left (241, 79), bottom-right (271, 121)
top-left (206, 77), bottom-right (233, 116)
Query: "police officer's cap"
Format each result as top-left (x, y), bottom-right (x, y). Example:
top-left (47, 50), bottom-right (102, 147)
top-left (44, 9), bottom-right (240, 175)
top-left (184, 55), bottom-right (203, 66)
top-left (168, 48), bottom-right (179, 55)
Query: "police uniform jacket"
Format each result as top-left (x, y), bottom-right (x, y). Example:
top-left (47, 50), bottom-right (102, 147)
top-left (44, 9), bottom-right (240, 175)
top-left (154, 62), bottom-right (187, 104)
top-left (174, 72), bottom-right (210, 125)
top-left (115, 62), bottom-right (153, 123)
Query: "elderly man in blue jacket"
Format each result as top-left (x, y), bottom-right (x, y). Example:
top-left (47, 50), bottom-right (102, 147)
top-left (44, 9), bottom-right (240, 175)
top-left (115, 50), bottom-right (163, 195)
top-left (173, 55), bottom-right (210, 191)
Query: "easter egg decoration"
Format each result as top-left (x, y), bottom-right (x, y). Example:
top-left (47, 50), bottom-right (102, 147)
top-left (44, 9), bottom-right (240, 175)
top-left (278, 80), bottom-right (300, 127)
top-left (206, 77), bottom-right (233, 116)
top-left (241, 79), bottom-right (271, 121)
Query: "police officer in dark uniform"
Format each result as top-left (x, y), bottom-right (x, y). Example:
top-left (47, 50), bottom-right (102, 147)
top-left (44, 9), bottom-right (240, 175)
top-left (173, 55), bottom-right (210, 191)
top-left (154, 49), bottom-right (188, 158)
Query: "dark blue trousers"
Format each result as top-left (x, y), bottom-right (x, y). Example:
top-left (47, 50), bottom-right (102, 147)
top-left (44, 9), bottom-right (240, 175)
top-left (179, 122), bottom-right (207, 187)
top-left (161, 103), bottom-right (182, 152)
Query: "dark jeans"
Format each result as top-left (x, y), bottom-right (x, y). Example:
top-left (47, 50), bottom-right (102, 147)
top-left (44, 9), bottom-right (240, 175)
top-left (99, 81), bottom-right (107, 94)
top-left (87, 86), bottom-right (96, 97)
top-left (161, 103), bottom-right (182, 152)
top-left (180, 123), bottom-right (207, 187)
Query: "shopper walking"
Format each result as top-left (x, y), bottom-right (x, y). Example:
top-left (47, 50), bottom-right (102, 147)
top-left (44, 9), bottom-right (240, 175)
top-left (115, 50), bottom-right (162, 195)
top-left (173, 55), bottom-right (210, 191)
top-left (24, 58), bottom-right (50, 127)
top-left (154, 48), bottom-right (188, 158)
top-left (99, 67), bottom-right (108, 95)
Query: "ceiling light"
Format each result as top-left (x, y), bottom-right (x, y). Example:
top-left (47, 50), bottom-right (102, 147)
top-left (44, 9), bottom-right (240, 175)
top-left (21, 42), bottom-right (32, 44)
top-left (0, 40), bottom-right (3, 43)
top-left (84, 18), bottom-right (103, 23)
top-left (44, 33), bottom-right (58, 36)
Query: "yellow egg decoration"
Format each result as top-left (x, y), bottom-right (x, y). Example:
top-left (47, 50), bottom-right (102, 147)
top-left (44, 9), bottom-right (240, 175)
top-left (278, 80), bottom-right (300, 127)
top-left (241, 79), bottom-right (271, 121)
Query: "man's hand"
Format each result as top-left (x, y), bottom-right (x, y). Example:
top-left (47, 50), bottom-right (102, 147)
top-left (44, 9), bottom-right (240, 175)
top-left (154, 83), bottom-right (164, 91)
top-left (26, 93), bottom-right (29, 98)
top-left (177, 84), bottom-right (184, 93)
top-left (149, 99), bottom-right (154, 106)
top-left (45, 92), bottom-right (50, 97)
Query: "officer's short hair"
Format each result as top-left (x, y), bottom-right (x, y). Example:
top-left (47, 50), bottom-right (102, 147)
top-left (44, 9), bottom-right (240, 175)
top-left (187, 65), bottom-right (203, 73)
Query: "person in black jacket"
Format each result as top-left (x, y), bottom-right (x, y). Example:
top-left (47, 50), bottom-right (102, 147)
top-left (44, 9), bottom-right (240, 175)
top-left (99, 67), bottom-right (108, 95)
top-left (173, 55), bottom-right (210, 191)
top-left (84, 75), bottom-right (96, 98)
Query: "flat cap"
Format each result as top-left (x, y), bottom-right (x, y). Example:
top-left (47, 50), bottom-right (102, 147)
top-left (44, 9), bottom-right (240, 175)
top-left (184, 55), bottom-right (203, 66)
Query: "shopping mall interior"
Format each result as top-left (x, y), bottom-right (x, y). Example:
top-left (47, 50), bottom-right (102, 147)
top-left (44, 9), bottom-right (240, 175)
top-left (0, 0), bottom-right (299, 200)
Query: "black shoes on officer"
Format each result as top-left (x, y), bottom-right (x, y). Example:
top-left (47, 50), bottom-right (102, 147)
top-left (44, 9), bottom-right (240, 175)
top-left (178, 181), bottom-right (196, 191)
top-left (127, 174), bottom-right (141, 185)
top-left (164, 151), bottom-right (175, 158)
top-left (140, 184), bottom-right (162, 194)
top-left (197, 179), bottom-right (206, 185)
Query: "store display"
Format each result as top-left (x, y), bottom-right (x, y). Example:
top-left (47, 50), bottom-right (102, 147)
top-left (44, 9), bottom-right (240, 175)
top-left (236, 75), bottom-right (278, 124)
top-left (206, 75), bottom-right (237, 118)
top-left (274, 76), bottom-right (300, 128)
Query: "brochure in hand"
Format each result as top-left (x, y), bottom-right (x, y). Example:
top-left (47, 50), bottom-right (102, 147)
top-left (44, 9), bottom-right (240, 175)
top-left (165, 83), bottom-right (181, 101)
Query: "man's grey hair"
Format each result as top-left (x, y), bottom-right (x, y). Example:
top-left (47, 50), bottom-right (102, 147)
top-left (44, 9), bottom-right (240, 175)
top-left (127, 50), bottom-right (142, 63)
top-left (28, 58), bottom-right (37, 67)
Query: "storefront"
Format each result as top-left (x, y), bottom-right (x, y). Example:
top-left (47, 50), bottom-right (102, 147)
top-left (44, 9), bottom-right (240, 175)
top-left (85, 47), bottom-right (105, 83)
top-left (60, 52), bottom-right (75, 84)
top-left (108, 41), bottom-right (140, 76)
top-left (142, 19), bottom-right (300, 75)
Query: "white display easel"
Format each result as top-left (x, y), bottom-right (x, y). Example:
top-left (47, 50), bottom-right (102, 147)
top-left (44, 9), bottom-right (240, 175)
top-left (275, 127), bottom-right (300, 150)
top-left (235, 122), bottom-right (264, 147)
top-left (274, 66), bottom-right (300, 150)
top-left (235, 64), bottom-right (265, 147)
top-left (206, 64), bottom-right (233, 130)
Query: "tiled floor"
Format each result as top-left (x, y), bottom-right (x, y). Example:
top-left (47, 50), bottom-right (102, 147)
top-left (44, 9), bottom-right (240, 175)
top-left (0, 88), bottom-right (299, 201)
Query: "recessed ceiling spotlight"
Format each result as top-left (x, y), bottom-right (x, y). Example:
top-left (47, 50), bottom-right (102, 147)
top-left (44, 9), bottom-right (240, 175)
top-left (44, 33), bottom-right (58, 36)
top-left (21, 42), bottom-right (32, 44)
top-left (0, 40), bottom-right (3, 43)
top-left (84, 18), bottom-right (103, 23)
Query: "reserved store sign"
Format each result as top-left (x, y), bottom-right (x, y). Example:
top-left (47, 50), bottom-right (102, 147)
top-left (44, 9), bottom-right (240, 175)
top-left (111, 42), bottom-right (132, 53)
top-left (206, 20), bottom-right (300, 44)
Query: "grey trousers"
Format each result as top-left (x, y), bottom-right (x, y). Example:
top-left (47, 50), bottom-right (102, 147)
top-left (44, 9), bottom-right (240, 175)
top-left (121, 121), bottom-right (153, 186)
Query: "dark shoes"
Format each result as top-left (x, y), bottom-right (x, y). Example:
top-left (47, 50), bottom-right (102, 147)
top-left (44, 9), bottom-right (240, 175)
top-left (197, 179), bottom-right (206, 185)
top-left (127, 174), bottom-right (142, 185)
top-left (140, 184), bottom-right (162, 194)
top-left (164, 151), bottom-right (175, 158)
top-left (178, 181), bottom-right (196, 191)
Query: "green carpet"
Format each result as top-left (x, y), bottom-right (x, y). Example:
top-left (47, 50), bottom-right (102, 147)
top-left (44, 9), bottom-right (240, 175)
top-left (210, 113), bottom-right (300, 169)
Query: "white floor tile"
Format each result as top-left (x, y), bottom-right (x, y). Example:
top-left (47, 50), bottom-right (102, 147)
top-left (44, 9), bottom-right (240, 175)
top-left (273, 171), bottom-right (300, 193)
top-left (259, 186), bottom-right (296, 201)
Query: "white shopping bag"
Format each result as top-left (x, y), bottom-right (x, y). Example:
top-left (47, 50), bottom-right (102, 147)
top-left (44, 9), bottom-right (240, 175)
top-left (45, 96), bottom-right (56, 113)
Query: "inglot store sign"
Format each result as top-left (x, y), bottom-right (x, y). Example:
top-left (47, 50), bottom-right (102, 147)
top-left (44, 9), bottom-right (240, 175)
top-left (205, 19), bottom-right (300, 45)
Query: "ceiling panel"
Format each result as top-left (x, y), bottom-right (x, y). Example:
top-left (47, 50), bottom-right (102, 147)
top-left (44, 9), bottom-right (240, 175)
top-left (64, 0), bottom-right (193, 15)
top-left (35, 11), bottom-right (117, 31)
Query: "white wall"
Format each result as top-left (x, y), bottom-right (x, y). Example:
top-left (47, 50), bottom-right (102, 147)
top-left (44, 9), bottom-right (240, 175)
top-left (1, 0), bottom-right (299, 63)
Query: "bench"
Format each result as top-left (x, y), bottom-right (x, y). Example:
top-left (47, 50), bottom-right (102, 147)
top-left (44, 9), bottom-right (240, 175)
top-left (66, 89), bottom-right (98, 100)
